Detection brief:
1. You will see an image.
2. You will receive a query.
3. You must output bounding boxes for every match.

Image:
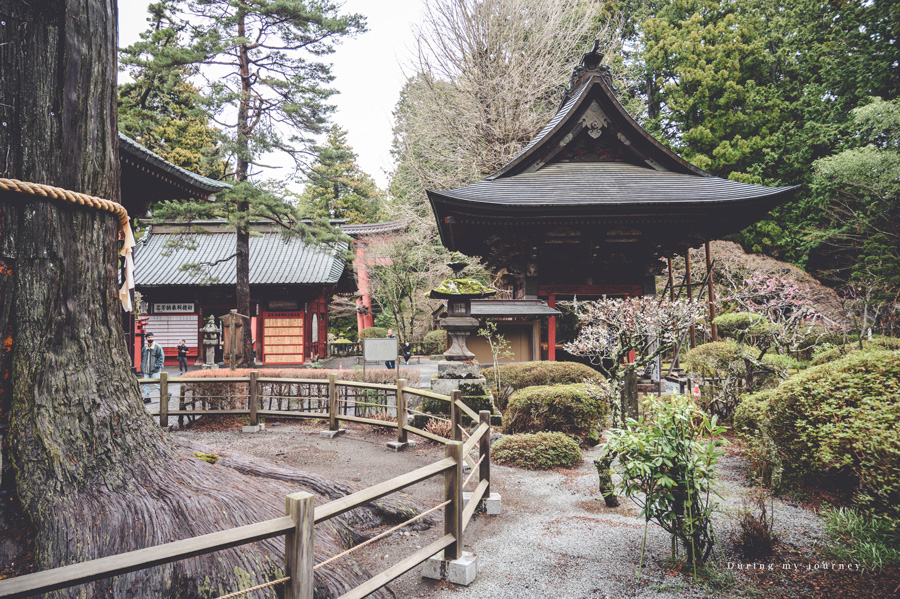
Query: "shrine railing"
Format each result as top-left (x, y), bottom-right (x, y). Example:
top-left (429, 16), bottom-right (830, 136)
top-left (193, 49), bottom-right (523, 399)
top-left (0, 379), bottom-right (494, 599)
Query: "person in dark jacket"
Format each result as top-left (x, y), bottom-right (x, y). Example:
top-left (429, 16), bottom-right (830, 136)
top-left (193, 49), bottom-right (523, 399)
top-left (141, 333), bottom-right (165, 404)
top-left (176, 339), bottom-right (189, 375)
top-left (401, 342), bottom-right (412, 364)
top-left (384, 329), bottom-right (396, 369)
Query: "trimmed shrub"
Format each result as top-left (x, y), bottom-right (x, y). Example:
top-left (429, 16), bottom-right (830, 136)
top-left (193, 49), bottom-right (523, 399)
top-left (811, 336), bottom-right (900, 366)
top-left (682, 340), bottom-right (744, 378)
top-left (504, 383), bottom-right (607, 443)
top-left (492, 432), bottom-right (582, 469)
top-left (733, 390), bottom-right (774, 437)
top-left (714, 312), bottom-right (780, 342)
top-left (489, 361), bottom-right (603, 410)
top-left (359, 326), bottom-right (389, 339)
top-left (767, 350), bottom-right (900, 518)
top-left (423, 329), bottom-right (447, 354)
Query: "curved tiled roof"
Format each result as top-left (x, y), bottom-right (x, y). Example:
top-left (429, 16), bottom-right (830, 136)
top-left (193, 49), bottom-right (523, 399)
top-left (134, 228), bottom-right (346, 287)
top-left (434, 163), bottom-right (796, 209)
top-left (119, 133), bottom-right (231, 194)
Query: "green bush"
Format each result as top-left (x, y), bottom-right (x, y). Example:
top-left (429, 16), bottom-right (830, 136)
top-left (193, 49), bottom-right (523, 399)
top-left (767, 350), bottom-right (900, 518)
top-left (492, 432), bottom-right (583, 470)
top-left (423, 329), bottom-right (447, 354)
top-left (490, 361), bottom-right (603, 410)
top-left (732, 390), bottom-right (774, 437)
top-left (504, 383), bottom-right (608, 443)
top-left (713, 312), bottom-right (780, 342)
top-left (359, 326), bottom-right (389, 339)
top-left (682, 341), bottom-right (745, 378)
top-left (811, 337), bottom-right (900, 365)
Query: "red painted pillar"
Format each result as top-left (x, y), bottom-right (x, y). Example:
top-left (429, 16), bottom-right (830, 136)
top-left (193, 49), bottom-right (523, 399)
top-left (354, 242), bottom-right (375, 331)
top-left (548, 294), bottom-right (556, 362)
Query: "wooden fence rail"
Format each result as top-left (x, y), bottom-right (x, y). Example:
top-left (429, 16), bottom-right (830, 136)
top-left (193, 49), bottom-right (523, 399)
top-left (0, 377), bottom-right (495, 599)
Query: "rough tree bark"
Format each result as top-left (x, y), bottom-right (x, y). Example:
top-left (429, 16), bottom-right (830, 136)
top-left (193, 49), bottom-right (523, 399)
top-left (0, 2), bottom-right (423, 596)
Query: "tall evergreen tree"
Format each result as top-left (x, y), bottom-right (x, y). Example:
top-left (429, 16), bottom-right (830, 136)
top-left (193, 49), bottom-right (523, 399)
top-left (300, 125), bottom-right (384, 223)
top-left (122, 0), bottom-right (366, 363)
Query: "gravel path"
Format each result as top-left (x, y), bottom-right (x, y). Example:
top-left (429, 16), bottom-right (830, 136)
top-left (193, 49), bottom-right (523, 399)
top-left (173, 424), bottom-right (826, 599)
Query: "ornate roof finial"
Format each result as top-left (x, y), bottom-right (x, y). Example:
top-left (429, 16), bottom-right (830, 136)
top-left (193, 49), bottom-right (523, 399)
top-left (561, 40), bottom-right (614, 108)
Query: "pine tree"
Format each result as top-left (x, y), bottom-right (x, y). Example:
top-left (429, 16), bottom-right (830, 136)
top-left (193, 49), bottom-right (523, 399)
top-left (122, 0), bottom-right (366, 363)
top-left (300, 125), bottom-right (384, 223)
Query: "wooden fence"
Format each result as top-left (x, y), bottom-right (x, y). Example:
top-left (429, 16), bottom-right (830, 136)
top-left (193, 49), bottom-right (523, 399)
top-left (0, 378), bottom-right (492, 599)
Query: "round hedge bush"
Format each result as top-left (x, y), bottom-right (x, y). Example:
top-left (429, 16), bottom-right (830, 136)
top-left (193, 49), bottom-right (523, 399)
top-left (682, 340), bottom-right (745, 378)
top-left (713, 312), bottom-right (780, 342)
top-left (732, 390), bottom-right (774, 436)
top-left (489, 361), bottom-right (603, 410)
top-left (767, 350), bottom-right (900, 518)
top-left (492, 432), bottom-right (583, 469)
top-left (810, 336), bottom-right (900, 366)
top-left (503, 383), bottom-right (607, 443)
top-left (423, 329), bottom-right (447, 354)
top-left (359, 326), bottom-right (389, 339)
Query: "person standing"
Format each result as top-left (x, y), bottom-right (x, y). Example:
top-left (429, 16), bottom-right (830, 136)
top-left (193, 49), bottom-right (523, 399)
top-left (141, 333), bottom-right (165, 404)
top-left (385, 328), bottom-right (396, 369)
top-left (176, 339), bottom-right (189, 375)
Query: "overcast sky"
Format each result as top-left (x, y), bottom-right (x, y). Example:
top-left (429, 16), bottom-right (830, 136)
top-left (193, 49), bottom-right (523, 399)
top-left (118, 1), bottom-right (426, 189)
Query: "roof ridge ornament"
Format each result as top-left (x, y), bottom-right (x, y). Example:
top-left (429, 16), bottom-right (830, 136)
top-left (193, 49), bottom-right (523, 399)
top-left (562, 40), bottom-right (615, 108)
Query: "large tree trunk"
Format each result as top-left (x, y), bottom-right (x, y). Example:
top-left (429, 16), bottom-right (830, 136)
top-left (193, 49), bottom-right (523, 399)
top-left (0, 2), bottom-right (423, 596)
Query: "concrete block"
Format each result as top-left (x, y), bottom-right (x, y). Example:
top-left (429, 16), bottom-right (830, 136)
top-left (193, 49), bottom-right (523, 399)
top-left (319, 429), bottom-right (346, 439)
top-left (484, 493), bottom-right (502, 515)
top-left (436, 361), bottom-right (480, 379)
top-left (421, 551), bottom-right (477, 586)
top-left (242, 425), bottom-right (262, 433)
top-left (386, 441), bottom-right (408, 451)
top-left (461, 492), bottom-right (501, 516)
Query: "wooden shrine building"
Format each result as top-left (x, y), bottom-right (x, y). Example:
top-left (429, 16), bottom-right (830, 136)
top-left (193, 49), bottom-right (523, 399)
top-left (427, 44), bottom-right (798, 360)
top-left (133, 220), bottom-right (351, 366)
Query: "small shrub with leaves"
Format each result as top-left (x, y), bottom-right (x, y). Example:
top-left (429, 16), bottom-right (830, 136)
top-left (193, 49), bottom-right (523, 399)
top-left (359, 326), bottom-right (389, 339)
top-left (713, 312), bottom-right (780, 344)
top-left (735, 488), bottom-right (775, 558)
top-left (504, 383), bottom-right (608, 443)
top-left (602, 395), bottom-right (727, 567)
top-left (492, 432), bottom-right (582, 470)
top-left (423, 329), bottom-right (448, 354)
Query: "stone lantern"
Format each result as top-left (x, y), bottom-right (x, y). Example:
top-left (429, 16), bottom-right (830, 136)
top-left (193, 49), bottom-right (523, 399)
top-left (428, 254), bottom-right (496, 361)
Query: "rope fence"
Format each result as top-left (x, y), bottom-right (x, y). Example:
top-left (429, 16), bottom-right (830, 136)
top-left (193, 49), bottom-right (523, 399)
top-left (463, 454), bottom-right (486, 489)
top-left (214, 576), bottom-right (290, 599)
top-left (314, 500), bottom-right (451, 571)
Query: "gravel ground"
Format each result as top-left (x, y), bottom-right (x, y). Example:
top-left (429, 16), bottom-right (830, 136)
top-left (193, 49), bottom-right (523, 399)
top-left (173, 423), bottom-right (827, 599)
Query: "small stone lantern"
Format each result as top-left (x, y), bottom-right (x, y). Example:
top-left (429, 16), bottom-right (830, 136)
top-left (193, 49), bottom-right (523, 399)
top-left (428, 254), bottom-right (496, 361)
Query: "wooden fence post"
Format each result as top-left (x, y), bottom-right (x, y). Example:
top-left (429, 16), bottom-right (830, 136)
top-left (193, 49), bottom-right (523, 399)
top-left (328, 374), bottom-right (337, 431)
top-left (479, 410), bottom-right (491, 496)
top-left (284, 491), bottom-right (315, 599)
top-left (159, 371), bottom-right (168, 429)
top-left (396, 379), bottom-right (408, 444)
top-left (249, 370), bottom-right (259, 427)
top-left (444, 441), bottom-right (463, 561)
top-left (451, 390), bottom-right (462, 442)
